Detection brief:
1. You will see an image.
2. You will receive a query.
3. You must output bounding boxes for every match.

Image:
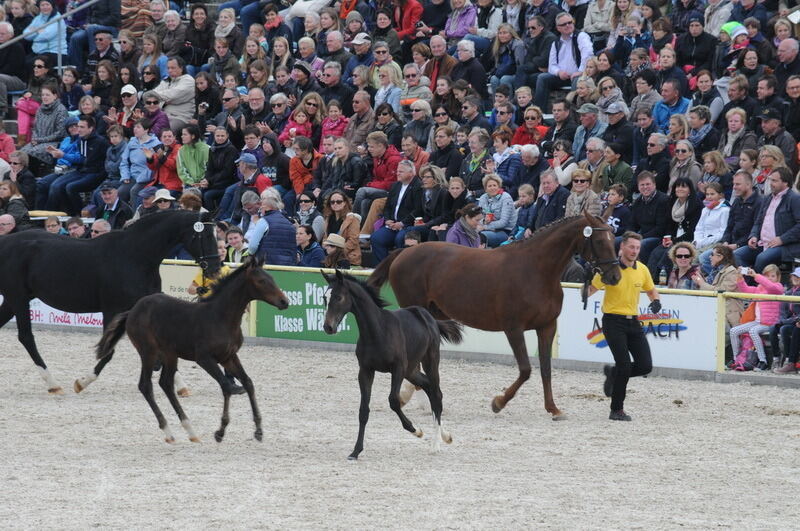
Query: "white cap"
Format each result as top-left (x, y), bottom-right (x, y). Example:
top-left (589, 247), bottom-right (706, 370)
top-left (120, 84), bottom-right (137, 96)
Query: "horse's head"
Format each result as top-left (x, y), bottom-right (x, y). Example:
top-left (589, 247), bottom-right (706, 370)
top-left (244, 256), bottom-right (289, 310)
top-left (321, 269), bottom-right (351, 335)
top-left (182, 212), bottom-right (222, 276)
top-left (579, 212), bottom-right (621, 285)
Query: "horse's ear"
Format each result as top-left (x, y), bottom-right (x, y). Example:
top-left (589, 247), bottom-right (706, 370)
top-left (335, 269), bottom-right (344, 282)
top-left (321, 270), bottom-right (334, 283)
top-left (200, 211), bottom-right (214, 223)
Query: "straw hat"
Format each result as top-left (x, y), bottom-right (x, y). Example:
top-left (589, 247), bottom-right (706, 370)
top-left (323, 234), bottom-right (346, 249)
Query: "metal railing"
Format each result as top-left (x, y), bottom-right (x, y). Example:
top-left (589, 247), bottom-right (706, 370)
top-left (0, 0), bottom-right (104, 73)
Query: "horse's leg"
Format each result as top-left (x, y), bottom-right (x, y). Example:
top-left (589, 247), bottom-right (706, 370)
top-left (389, 365), bottom-right (422, 438)
top-left (421, 349), bottom-right (451, 449)
top-left (195, 357), bottom-right (233, 442)
top-left (75, 311), bottom-right (118, 393)
top-left (349, 366), bottom-right (374, 460)
top-left (158, 361), bottom-right (200, 442)
top-left (492, 328), bottom-right (532, 413)
top-left (11, 301), bottom-right (62, 394)
top-left (227, 355), bottom-right (262, 441)
top-left (138, 359), bottom-right (175, 443)
top-left (537, 321), bottom-right (565, 420)
top-left (173, 371), bottom-right (190, 397)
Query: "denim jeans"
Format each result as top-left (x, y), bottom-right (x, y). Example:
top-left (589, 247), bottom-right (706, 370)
top-left (65, 171), bottom-right (103, 215)
top-left (241, 1), bottom-right (265, 36)
top-left (480, 229), bottom-right (509, 248)
top-left (371, 225), bottom-right (410, 262)
top-left (733, 245), bottom-right (783, 272)
top-left (36, 171), bottom-right (62, 210)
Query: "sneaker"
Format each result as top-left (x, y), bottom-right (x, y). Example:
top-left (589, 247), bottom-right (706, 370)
top-left (609, 409), bottom-right (632, 421)
top-left (775, 362), bottom-right (798, 374)
top-left (754, 361), bottom-right (768, 372)
top-left (602, 365), bottom-right (614, 397)
top-left (726, 360), bottom-right (737, 370)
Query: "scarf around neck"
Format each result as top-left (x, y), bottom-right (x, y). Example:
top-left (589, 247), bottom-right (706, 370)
top-left (459, 216), bottom-right (479, 241)
top-left (688, 123), bottom-right (712, 148)
top-left (215, 22), bottom-right (234, 38)
top-left (671, 198), bottom-right (687, 222)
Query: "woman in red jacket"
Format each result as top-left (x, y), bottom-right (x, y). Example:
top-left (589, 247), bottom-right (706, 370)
top-left (144, 129), bottom-right (182, 196)
top-left (287, 136), bottom-right (322, 214)
top-left (393, 0), bottom-right (423, 42)
top-left (511, 105), bottom-right (548, 146)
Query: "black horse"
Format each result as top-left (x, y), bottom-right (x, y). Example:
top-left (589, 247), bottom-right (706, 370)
top-left (0, 210), bottom-right (221, 394)
top-left (96, 257), bottom-right (289, 443)
top-left (322, 270), bottom-right (463, 460)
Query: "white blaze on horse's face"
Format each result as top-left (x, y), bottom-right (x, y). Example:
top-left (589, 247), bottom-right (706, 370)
top-left (322, 286), bottom-right (332, 308)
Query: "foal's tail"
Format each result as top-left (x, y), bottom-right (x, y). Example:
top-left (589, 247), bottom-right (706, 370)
top-left (368, 248), bottom-right (403, 289)
top-left (437, 320), bottom-right (464, 345)
top-left (96, 312), bottom-right (129, 360)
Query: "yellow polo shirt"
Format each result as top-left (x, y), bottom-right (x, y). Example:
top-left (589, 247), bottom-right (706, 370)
top-left (592, 261), bottom-right (654, 316)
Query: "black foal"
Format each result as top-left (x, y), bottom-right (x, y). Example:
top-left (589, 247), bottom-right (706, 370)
top-left (95, 257), bottom-right (289, 443)
top-left (322, 270), bottom-right (463, 460)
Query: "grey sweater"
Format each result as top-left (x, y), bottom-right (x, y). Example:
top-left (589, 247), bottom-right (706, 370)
top-left (32, 100), bottom-right (68, 144)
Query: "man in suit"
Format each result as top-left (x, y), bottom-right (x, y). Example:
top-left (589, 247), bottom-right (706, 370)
top-left (526, 170), bottom-right (569, 235)
top-left (370, 160), bottom-right (423, 262)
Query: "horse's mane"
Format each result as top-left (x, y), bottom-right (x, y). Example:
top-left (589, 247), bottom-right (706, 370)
top-left (340, 273), bottom-right (390, 308)
top-left (506, 214), bottom-right (586, 247)
top-left (199, 262), bottom-right (249, 303)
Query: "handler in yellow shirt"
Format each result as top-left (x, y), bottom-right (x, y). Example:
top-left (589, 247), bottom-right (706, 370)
top-left (587, 231), bottom-right (661, 421)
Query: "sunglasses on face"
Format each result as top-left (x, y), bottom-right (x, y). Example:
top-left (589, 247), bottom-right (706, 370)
top-left (145, 101), bottom-right (159, 105)
top-left (374, 50), bottom-right (388, 55)
top-left (434, 112), bottom-right (448, 117)
top-left (675, 254), bottom-right (691, 259)
top-left (306, 102), bottom-right (319, 107)
top-left (405, 74), bottom-right (417, 78)
top-left (379, 111), bottom-right (391, 116)
top-left (34, 64), bottom-right (46, 69)
top-left (461, 106), bottom-right (470, 110)
top-left (329, 199), bottom-right (345, 205)
top-left (411, 108), bottom-right (422, 112)
top-left (144, 71), bottom-right (155, 76)
top-left (525, 116), bottom-right (538, 121)
top-left (298, 199), bottom-right (314, 203)
top-left (572, 179), bottom-right (589, 183)
top-left (602, 86), bottom-right (613, 91)
top-left (222, 97), bottom-right (235, 102)
top-left (647, 142), bottom-right (657, 147)
top-left (271, 102), bottom-right (284, 107)
top-left (497, 111), bottom-right (508, 115)
top-left (675, 149), bottom-right (689, 154)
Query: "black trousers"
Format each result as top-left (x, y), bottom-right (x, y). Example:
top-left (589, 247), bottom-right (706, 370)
top-left (770, 324), bottom-right (800, 364)
top-left (602, 314), bottom-right (653, 411)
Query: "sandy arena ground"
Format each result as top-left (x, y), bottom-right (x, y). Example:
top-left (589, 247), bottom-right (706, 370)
top-left (1, 327), bottom-right (799, 529)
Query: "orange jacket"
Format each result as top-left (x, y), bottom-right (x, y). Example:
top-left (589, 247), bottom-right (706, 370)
top-left (289, 151), bottom-right (322, 194)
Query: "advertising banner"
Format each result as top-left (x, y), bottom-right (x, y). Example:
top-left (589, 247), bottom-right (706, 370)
top-left (557, 287), bottom-right (718, 371)
top-left (0, 295), bottom-right (104, 328)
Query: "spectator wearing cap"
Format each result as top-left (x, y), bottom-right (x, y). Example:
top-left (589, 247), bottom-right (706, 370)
top-left (292, 62), bottom-right (322, 101)
top-left (736, 166), bottom-right (800, 272)
top-left (112, 84), bottom-right (142, 137)
top-left (602, 102), bottom-right (635, 164)
top-left (153, 188), bottom-right (177, 212)
top-left (96, 181), bottom-right (134, 230)
top-left (675, 15), bottom-right (714, 72)
top-left (573, 103), bottom-right (608, 162)
top-left (652, 79), bottom-right (690, 134)
top-left (344, 33), bottom-right (374, 86)
top-left (775, 39), bottom-right (800, 96)
top-left (757, 107), bottom-right (798, 173)
top-left (450, 39), bottom-right (489, 100)
top-left (129, 185), bottom-right (159, 222)
top-left (533, 12), bottom-right (592, 113)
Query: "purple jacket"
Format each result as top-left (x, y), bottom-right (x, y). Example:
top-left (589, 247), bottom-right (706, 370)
top-left (446, 219), bottom-right (480, 247)
top-left (445, 5), bottom-right (477, 40)
top-left (145, 108), bottom-right (171, 139)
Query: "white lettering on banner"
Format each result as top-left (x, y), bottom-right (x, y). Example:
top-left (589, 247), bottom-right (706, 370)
top-left (558, 289), bottom-right (717, 371)
top-left (306, 308), bottom-right (350, 332)
top-left (305, 282), bottom-right (326, 305)
top-left (274, 315), bottom-right (304, 332)
top-left (0, 296), bottom-right (104, 328)
top-left (285, 290), bottom-right (303, 306)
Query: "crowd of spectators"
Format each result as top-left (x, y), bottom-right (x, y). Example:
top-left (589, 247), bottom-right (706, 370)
top-left (2, 0), bottom-right (800, 368)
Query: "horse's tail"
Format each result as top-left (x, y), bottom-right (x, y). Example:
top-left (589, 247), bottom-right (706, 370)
top-left (368, 248), bottom-right (403, 289)
top-left (95, 312), bottom-right (129, 360)
top-left (437, 320), bottom-right (464, 345)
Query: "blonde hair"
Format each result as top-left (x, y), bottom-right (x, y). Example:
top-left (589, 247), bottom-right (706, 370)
top-left (379, 64), bottom-right (401, 86)
top-left (702, 151), bottom-right (730, 177)
top-left (758, 145), bottom-right (788, 169)
top-left (762, 264), bottom-right (782, 278)
top-left (669, 114), bottom-right (689, 142)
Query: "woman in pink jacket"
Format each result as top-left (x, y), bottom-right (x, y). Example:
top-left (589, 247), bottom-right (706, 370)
top-left (730, 264), bottom-right (784, 371)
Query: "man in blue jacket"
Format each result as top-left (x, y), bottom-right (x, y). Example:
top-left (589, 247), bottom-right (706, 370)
top-left (736, 167), bottom-right (800, 272)
top-left (527, 171), bottom-right (569, 233)
top-left (652, 79), bottom-right (690, 134)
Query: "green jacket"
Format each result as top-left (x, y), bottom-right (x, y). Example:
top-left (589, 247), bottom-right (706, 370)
top-left (177, 142), bottom-right (210, 185)
top-left (602, 160), bottom-right (633, 193)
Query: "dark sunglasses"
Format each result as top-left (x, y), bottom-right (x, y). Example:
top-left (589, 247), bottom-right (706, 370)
top-left (329, 199), bottom-right (345, 205)
top-left (306, 102), bottom-right (319, 107)
top-left (572, 179), bottom-right (589, 183)
top-left (525, 116), bottom-right (538, 121)
top-left (601, 86), bottom-right (613, 91)
top-left (379, 111), bottom-right (391, 116)
top-left (461, 105), bottom-right (470, 110)
top-left (298, 199), bottom-right (314, 203)
top-left (271, 102), bottom-right (284, 107)
top-left (647, 142), bottom-right (657, 147)
top-left (497, 111), bottom-right (509, 115)
top-left (675, 149), bottom-right (689, 153)
top-left (34, 64), bottom-right (46, 69)
top-left (434, 112), bottom-right (448, 117)
top-left (675, 254), bottom-right (692, 259)
top-left (374, 50), bottom-right (388, 55)
top-left (404, 74), bottom-right (417, 78)
top-left (145, 100), bottom-right (159, 105)
top-left (222, 97), bottom-right (235, 102)
top-left (143, 71), bottom-right (155, 76)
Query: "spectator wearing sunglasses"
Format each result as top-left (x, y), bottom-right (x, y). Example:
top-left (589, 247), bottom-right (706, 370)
top-left (566, 168), bottom-right (601, 217)
top-left (140, 91), bottom-right (171, 139)
top-left (399, 64), bottom-right (432, 123)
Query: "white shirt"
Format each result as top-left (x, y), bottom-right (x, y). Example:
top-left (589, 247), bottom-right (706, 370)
top-left (394, 182), bottom-right (410, 220)
top-left (547, 31), bottom-right (593, 77)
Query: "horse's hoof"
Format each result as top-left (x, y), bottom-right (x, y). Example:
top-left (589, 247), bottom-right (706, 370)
top-left (214, 431), bottom-right (223, 443)
top-left (551, 411), bottom-right (567, 421)
top-left (443, 432), bottom-right (453, 444)
top-left (254, 430), bottom-right (263, 442)
top-left (414, 428), bottom-right (423, 438)
top-left (165, 436), bottom-right (175, 444)
top-left (491, 396), bottom-right (505, 413)
top-left (177, 387), bottom-right (190, 398)
top-left (347, 454), bottom-right (359, 461)
top-left (73, 380), bottom-right (83, 393)
top-left (48, 387), bottom-right (64, 395)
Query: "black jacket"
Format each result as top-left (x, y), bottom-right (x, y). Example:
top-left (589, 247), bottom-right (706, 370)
top-left (602, 119), bottom-right (635, 164)
top-left (429, 142), bottom-right (464, 179)
top-left (89, 0), bottom-right (120, 27)
top-left (432, 188), bottom-right (468, 228)
top-left (320, 153), bottom-right (366, 196)
top-left (420, 187), bottom-right (446, 225)
top-left (541, 119), bottom-right (579, 158)
top-left (77, 132), bottom-right (110, 174)
top-left (635, 151), bottom-right (671, 193)
top-left (184, 21), bottom-right (214, 67)
top-left (519, 157), bottom-right (550, 193)
top-left (722, 190), bottom-right (762, 248)
top-left (376, 120), bottom-right (403, 150)
top-left (204, 140), bottom-right (239, 190)
top-left (630, 191), bottom-right (670, 239)
top-left (98, 199), bottom-right (134, 230)
top-left (519, 31), bottom-right (556, 78)
top-left (665, 195), bottom-right (703, 242)
top-left (450, 58), bottom-right (489, 99)
top-left (0, 40), bottom-right (25, 78)
top-left (716, 96), bottom-right (757, 130)
top-left (531, 185), bottom-right (569, 229)
top-left (259, 133), bottom-right (291, 190)
top-left (319, 81), bottom-right (355, 117)
top-left (383, 178), bottom-right (424, 226)
top-left (675, 31), bottom-right (715, 73)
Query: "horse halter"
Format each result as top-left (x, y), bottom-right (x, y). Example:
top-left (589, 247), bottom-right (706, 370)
top-left (580, 225), bottom-right (620, 310)
top-left (191, 219), bottom-right (218, 272)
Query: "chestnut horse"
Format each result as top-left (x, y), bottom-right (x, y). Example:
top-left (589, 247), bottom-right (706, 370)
top-left (368, 212), bottom-right (621, 419)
